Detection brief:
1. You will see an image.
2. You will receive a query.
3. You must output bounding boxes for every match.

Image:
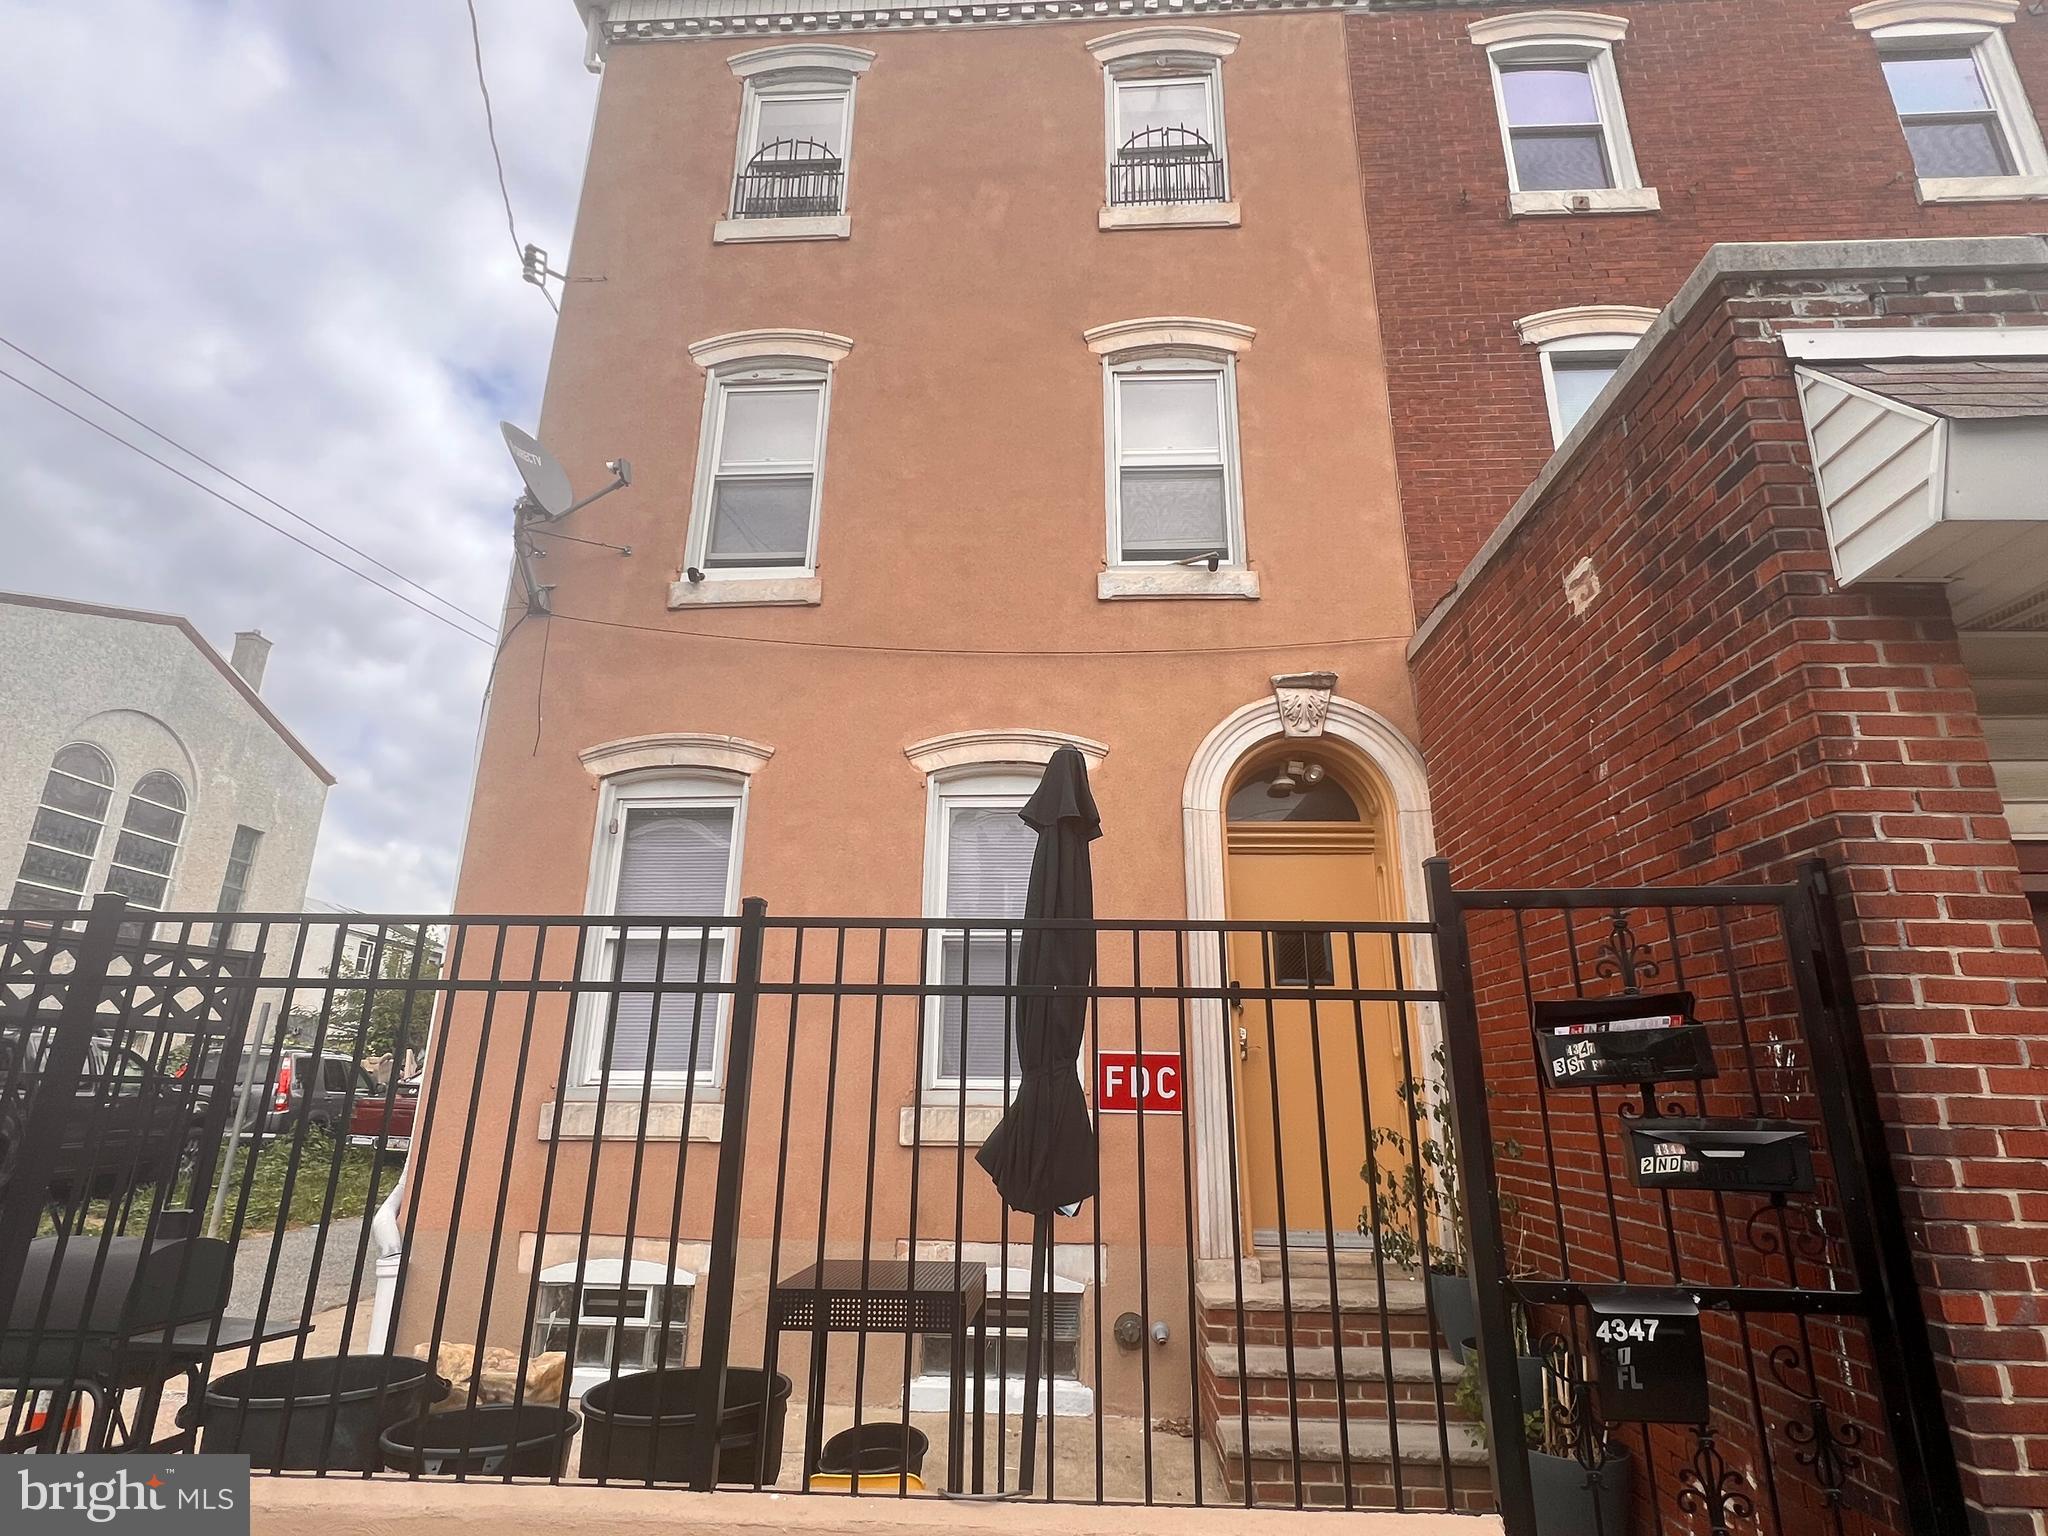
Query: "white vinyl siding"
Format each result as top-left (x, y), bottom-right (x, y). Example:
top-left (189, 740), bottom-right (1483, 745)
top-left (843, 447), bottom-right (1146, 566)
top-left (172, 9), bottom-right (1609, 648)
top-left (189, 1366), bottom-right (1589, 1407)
top-left (581, 779), bottom-right (743, 1088)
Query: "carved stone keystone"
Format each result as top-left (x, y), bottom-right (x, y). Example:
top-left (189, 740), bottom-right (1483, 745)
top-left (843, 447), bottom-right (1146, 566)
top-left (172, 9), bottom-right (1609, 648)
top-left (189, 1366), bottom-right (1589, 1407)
top-left (1270, 672), bottom-right (1338, 738)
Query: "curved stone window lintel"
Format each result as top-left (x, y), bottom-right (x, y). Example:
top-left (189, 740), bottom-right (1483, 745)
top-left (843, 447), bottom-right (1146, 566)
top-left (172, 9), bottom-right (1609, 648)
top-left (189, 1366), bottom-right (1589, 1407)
top-left (1515, 304), bottom-right (1659, 347)
top-left (904, 730), bottom-right (1110, 778)
top-left (1467, 9), bottom-right (1630, 48)
top-left (1085, 25), bottom-right (1241, 67)
top-left (579, 733), bottom-right (775, 780)
top-left (725, 43), bottom-right (877, 80)
top-left (687, 329), bottom-right (855, 370)
top-left (1083, 317), bottom-right (1255, 360)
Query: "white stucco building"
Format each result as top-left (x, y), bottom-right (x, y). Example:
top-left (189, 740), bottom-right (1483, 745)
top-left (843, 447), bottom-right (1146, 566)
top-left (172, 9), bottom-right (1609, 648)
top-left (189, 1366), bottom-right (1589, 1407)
top-left (0, 592), bottom-right (333, 925)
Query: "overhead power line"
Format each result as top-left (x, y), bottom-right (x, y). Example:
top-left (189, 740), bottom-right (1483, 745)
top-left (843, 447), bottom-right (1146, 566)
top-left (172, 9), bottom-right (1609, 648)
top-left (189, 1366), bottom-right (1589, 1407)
top-left (0, 337), bottom-right (501, 636)
top-left (0, 366), bottom-right (498, 648)
top-left (543, 608), bottom-right (1416, 660)
top-left (464, 0), bottom-right (559, 315)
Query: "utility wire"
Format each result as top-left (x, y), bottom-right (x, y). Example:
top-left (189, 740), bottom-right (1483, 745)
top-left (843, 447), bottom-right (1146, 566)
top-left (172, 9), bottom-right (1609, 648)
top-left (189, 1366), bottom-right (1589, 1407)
top-left (0, 336), bottom-right (501, 636)
top-left (0, 366), bottom-right (498, 648)
top-left (465, 0), bottom-right (559, 315)
top-left (544, 607), bottom-right (1414, 660)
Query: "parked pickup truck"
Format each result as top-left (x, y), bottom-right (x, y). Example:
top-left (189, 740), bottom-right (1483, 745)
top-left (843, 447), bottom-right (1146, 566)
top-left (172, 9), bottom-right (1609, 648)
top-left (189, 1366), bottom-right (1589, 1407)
top-left (346, 1074), bottom-right (419, 1153)
top-left (0, 1025), bottom-right (215, 1207)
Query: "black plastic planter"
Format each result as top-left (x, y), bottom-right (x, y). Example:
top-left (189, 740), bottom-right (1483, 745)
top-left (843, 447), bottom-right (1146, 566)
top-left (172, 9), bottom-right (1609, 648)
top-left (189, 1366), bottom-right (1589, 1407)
top-left (1529, 1444), bottom-right (1632, 1536)
top-left (817, 1421), bottom-right (928, 1478)
top-left (378, 1404), bottom-right (580, 1477)
top-left (185, 1355), bottom-right (448, 1471)
top-left (1425, 1268), bottom-right (1477, 1363)
top-left (578, 1367), bottom-right (792, 1485)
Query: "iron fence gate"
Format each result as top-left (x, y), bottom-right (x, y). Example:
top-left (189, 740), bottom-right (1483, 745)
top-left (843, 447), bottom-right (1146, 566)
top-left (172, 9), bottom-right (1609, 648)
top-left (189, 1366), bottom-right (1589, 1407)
top-left (1429, 859), bottom-right (1965, 1536)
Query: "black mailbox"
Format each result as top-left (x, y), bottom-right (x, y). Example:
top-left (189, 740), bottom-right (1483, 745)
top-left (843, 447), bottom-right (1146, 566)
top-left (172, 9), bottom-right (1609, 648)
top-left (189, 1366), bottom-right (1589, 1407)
top-left (1532, 991), bottom-right (1717, 1088)
top-left (1625, 1116), bottom-right (1815, 1194)
top-left (1584, 1287), bottom-right (1709, 1424)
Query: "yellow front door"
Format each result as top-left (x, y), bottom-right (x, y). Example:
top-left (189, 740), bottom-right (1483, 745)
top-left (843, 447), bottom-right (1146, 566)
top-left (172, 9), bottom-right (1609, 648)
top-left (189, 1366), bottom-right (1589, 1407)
top-left (1224, 794), bottom-right (1411, 1254)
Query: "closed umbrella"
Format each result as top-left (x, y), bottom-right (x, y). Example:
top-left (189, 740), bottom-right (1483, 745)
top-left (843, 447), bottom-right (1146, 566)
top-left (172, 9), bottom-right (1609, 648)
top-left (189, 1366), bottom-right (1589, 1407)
top-left (974, 745), bottom-right (1100, 1494)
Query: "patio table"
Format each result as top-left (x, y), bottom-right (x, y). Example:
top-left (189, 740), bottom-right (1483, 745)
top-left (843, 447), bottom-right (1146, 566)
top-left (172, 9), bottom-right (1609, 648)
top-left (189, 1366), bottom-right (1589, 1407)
top-left (767, 1259), bottom-right (987, 1493)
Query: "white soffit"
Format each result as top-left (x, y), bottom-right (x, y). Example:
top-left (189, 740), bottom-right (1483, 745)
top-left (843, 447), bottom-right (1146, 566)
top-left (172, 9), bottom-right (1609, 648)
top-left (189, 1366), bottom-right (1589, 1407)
top-left (1795, 362), bottom-right (2048, 629)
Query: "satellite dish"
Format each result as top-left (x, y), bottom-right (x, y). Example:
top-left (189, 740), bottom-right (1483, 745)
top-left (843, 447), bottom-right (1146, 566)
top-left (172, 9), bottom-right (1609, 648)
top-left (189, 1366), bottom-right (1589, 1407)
top-left (501, 421), bottom-right (574, 520)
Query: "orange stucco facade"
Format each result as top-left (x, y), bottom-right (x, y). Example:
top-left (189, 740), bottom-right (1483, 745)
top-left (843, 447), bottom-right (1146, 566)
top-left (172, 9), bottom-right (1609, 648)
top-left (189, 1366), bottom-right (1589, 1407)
top-left (435, 10), bottom-right (1420, 1420)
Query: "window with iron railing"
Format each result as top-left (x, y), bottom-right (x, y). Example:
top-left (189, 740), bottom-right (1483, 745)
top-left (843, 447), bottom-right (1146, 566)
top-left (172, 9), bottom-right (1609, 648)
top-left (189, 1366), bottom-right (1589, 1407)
top-left (731, 135), bottom-right (846, 220)
top-left (1109, 125), bottom-right (1227, 207)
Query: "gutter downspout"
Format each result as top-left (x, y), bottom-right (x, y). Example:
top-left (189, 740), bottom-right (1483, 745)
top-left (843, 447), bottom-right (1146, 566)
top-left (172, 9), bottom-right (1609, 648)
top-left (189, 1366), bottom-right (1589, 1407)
top-left (368, 1172), bottom-right (406, 1352)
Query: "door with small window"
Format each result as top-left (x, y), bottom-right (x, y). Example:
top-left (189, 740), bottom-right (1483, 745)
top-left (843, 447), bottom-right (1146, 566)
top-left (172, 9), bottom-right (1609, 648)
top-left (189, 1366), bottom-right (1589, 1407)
top-left (1222, 751), bottom-right (1403, 1253)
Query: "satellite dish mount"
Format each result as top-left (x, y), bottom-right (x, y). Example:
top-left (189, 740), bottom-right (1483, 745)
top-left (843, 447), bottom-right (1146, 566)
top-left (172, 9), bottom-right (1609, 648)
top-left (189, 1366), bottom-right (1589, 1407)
top-left (500, 422), bottom-right (633, 614)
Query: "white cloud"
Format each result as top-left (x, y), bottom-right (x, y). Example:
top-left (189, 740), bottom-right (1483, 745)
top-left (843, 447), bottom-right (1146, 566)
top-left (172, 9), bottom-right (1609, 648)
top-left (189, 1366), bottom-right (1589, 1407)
top-left (0, 0), bottom-right (596, 910)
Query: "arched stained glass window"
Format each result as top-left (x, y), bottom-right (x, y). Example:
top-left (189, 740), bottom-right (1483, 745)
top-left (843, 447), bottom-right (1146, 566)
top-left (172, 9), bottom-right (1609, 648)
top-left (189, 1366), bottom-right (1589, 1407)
top-left (104, 771), bottom-right (188, 911)
top-left (11, 745), bottom-right (115, 910)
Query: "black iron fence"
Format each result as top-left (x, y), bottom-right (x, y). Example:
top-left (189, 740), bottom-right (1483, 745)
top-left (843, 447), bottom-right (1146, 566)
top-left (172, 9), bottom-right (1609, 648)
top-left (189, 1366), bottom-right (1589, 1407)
top-left (1109, 127), bottom-right (1227, 208)
top-left (0, 896), bottom-right (1480, 1511)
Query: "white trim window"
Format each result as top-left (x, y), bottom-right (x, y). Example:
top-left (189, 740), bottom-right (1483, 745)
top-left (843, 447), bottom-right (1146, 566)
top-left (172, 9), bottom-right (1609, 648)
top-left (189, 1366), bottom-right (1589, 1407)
top-left (1517, 306), bottom-right (1657, 446)
top-left (1087, 28), bottom-right (1240, 228)
top-left (924, 769), bottom-right (1039, 1092)
top-left (1470, 12), bottom-right (1657, 215)
top-left (718, 45), bottom-right (873, 241)
top-left (103, 771), bottom-right (187, 911)
top-left (10, 744), bottom-right (115, 910)
top-left (1852, 3), bottom-right (2048, 200)
top-left (578, 772), bottom-right (745, 1090)
top-left (690, 362), bottom-right (830, 578)
top-left (1106, 354), bottom-right (1246, 570)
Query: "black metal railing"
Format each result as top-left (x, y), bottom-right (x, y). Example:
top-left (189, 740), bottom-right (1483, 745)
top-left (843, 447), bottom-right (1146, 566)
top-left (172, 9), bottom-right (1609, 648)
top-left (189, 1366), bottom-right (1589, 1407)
top-left (1109, 127), bottom-right (1226, 208)
top-left (0, 897), bottom-right (1482, 1512)
top-left (731, 137), bottom-right (844, 220)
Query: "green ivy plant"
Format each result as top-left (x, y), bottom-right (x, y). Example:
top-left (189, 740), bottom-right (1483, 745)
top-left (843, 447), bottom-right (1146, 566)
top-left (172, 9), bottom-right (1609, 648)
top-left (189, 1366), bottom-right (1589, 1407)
top-left (1357, 1041), bottom-right (1522, 1278)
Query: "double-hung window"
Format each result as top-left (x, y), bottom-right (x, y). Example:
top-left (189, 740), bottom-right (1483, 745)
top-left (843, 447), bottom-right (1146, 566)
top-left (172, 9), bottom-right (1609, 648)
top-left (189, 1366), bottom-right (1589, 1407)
top-left (1517, 306), bottom-right (1657, 447)
top-left (1471, 12), bottom-right (1655, 214)
top-left (581, 774), bottom-right (743, 1089)
top-left (1854, 4), bottom-right (2048, 197)
top-left (719, 45), bottom-right (872, 239)
top-left (925, 772), bottom-right (1037, 1091)
top-left (1088, 27), bottom-right (1240, 228)
top-left (696, 368), bottom-right (827, 574)
top-left (1109, 357), bottom-right (1243, 567)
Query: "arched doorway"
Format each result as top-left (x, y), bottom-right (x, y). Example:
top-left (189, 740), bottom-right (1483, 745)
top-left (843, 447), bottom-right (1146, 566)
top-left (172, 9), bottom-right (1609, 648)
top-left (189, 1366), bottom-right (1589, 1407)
top-left (1221, 742), bottom-right (1411, 1254)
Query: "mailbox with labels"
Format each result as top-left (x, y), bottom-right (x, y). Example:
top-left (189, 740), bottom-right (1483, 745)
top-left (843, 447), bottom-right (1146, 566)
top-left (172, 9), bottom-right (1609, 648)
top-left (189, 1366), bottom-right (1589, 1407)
top-left (1583, 1287), bottom-right (1709, 1424)
top-left (1625, 1116), bottom-right (1815, 1194)
top-left (1531, 991), bottom-right (1717, 1088)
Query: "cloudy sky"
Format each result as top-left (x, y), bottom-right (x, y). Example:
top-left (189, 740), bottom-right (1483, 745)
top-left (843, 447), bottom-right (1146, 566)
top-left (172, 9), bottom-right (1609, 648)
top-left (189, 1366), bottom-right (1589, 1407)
top-left (0, 1), bottom-right (596, 911)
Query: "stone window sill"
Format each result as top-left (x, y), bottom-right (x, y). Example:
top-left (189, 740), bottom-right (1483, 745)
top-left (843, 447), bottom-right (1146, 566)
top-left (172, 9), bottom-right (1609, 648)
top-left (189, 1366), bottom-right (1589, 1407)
top-left (540, 1099), bottom-right (723, 1142)
top-left (668, 575), bottom-right (821, 608)
top-left (1099, 201), bottom-right (1241, 231)
top-left (1097, 567), bottom-right (1260, 601)
top-left (899, 1103), bottom-right (1007, 1147)
top-left (1916, 174), bottom-right (2048, 204)
top-left (712, 215), bottom-right (851, 244)
top-left (1509, 186), bottom-right (1661, 217)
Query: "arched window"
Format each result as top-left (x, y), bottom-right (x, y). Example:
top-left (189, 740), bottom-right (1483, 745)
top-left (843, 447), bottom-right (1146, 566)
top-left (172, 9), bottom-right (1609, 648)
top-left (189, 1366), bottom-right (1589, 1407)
top-left (104, 770), bottom-right (188, 911)
top-left (720, 44), bottom-right (873, 239)
top-left (11, 744), bottom-right (115, 910)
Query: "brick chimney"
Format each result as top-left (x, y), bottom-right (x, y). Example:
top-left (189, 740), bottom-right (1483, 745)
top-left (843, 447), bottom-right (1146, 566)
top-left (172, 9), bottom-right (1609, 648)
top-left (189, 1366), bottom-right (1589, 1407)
top-left (231, 630), bottom-right (272, 695)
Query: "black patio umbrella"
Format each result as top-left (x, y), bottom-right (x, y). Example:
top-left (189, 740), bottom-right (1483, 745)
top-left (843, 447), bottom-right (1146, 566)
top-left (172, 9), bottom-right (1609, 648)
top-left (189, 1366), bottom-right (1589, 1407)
top-left (974, 745), bottom-right (1100, 1495)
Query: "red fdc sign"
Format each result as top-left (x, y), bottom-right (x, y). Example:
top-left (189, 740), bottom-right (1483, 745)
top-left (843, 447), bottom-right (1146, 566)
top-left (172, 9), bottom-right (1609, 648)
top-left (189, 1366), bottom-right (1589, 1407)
top-left (1097, 1050), bottom-right (1183, 1114)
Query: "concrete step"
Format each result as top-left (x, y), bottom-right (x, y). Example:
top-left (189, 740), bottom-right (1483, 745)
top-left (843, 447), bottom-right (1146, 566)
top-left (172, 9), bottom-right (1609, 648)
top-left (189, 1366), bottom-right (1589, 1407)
top-left (1202, 1342), bottom-right (1466, 1386)
top-left (1194, 1273), bottom-right (1429, 1316)
top-left (1209, 1415), bottom-right (1490, 1467)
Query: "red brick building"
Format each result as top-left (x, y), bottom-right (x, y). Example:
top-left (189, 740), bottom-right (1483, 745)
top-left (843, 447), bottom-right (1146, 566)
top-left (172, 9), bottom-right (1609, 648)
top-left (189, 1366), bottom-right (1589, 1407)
top-left (1347, 0), bottom-right (2048, 618)
top-left (1410, 237), bottom-right (2048, 1534)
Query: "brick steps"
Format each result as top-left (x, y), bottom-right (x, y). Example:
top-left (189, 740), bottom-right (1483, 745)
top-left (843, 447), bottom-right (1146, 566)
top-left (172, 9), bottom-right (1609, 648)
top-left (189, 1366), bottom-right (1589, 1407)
top-left (1206, 1416), bottom-right (1495, 1511)
top-left (1200, 1341), bottom-right (1471, 1423)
